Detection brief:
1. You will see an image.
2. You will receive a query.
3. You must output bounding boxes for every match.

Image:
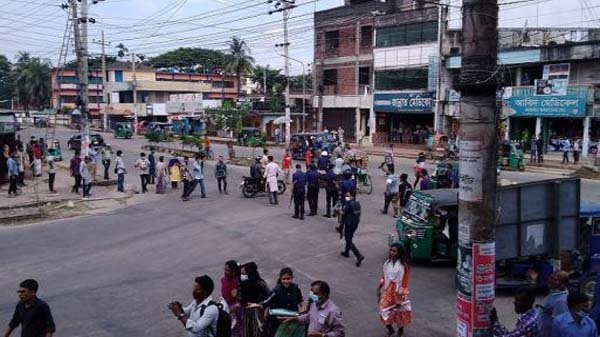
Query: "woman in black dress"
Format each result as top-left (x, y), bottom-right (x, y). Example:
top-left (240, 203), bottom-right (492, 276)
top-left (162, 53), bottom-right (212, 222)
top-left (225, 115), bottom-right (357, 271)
top-left (240, 262), bottom-right (272, 337)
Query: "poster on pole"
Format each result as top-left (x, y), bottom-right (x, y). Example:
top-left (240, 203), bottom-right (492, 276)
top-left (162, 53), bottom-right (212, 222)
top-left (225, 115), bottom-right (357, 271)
top-left (459, 140), bottom-right (483, 202)
top-left (472, 242), bottom-right (495, 329)
top-left (457, 294), bottom-right (472, 337)
top-left (457, 244), bottom-right (473, 296)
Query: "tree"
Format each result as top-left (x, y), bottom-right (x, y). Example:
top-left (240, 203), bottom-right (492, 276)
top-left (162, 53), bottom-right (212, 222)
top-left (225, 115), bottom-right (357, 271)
top-left (12, 53), bottom-right (50, 112)
top-left (208, 100), bottom-right (246, 136)
top-left (148, 47), bottom-right (227, 73)
top-left (251, 65), bottom-right (286, 98)
top-left (224, 37), bottom-right (255, 97)
top-left (0, 54), bottom-right (12, 101)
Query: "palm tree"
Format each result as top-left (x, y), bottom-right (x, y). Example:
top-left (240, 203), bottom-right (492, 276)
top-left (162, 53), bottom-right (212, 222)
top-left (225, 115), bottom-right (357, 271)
top-left (13, 55), bottom-right (50, 112)
top-left (224, 37), bottom-right (255, 97)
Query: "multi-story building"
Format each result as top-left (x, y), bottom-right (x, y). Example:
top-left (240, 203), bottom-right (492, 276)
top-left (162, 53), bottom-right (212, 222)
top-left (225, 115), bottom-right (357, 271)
top-left (443, 28), bottom-right (600, 156)
top-left (313, 0), bottom-right (388, 142)
top-left (51, 68), bottom-right (104, 115)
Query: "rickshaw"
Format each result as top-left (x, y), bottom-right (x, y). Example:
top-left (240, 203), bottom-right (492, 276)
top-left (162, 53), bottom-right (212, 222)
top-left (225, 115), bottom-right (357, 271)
top-left (498, 140), bottom-right (525, 171)
top-left (238, 127), bottom-right (265, 147)
top-left (113, 122), bottom-right (133, 139)
top-left (46, 139), bottom-right (62, 161)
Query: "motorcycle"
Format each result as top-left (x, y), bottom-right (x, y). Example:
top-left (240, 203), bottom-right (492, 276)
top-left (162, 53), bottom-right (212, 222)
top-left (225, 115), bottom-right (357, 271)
top-left (240, 176), bottom-right (286, 198)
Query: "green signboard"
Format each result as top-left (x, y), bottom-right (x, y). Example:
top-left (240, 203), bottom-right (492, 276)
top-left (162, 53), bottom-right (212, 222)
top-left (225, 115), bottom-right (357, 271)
top-left (507, 95), bottom-right (587, 118)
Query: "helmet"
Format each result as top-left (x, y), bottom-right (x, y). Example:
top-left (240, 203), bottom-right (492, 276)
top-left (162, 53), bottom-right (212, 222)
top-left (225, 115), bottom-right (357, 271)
top-left (321, 151), bottom-right (328, 156)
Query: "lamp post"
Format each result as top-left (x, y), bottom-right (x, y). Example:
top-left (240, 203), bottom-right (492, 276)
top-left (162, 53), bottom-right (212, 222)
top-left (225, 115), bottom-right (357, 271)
top-left (279, 54), bottom-right (307, 132)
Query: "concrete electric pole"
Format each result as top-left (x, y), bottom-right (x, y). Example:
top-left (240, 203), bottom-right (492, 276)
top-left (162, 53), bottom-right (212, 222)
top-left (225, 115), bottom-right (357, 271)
top-left (271, 0), bottom-right (295, 147)
top-left (456, 1), bottom-right (499, 337)
top-left (101, 30), bottom-right (108, 131)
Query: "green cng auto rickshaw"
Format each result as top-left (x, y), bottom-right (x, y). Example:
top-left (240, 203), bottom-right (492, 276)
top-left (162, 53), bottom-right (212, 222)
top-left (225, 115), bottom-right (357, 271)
top-left (113, 122), bottom-right (133, 139)
top-left (238, 127), bottom-right (265, 147)
top-left (395, 189), bottom-right (459, 262)
top-left (498, 140), bottom-right (525, 171)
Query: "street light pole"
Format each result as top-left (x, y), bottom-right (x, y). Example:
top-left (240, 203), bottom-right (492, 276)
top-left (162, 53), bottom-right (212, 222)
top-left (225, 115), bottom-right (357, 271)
top-left (278, 54), bottom-right (307, 133)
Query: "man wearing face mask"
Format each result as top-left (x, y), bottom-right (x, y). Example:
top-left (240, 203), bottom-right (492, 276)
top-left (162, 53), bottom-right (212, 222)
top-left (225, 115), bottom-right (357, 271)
top-left (281, 280), bottom-right (345, 337)
top-left (340, 191), bottom-right (364, 267)
top-left (551, 291), bottom-right (597, 337)
top-left (168, 275), bottom-right (225, 337)
top-left (539, 271), bottom-right (569, 337)
top-left (491, 287), bottom-right (539, 336)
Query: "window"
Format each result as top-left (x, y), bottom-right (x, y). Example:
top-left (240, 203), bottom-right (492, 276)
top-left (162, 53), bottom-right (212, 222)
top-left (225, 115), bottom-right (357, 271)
top-left (114, 70), bottom-right (123, 82)
top-left (360, 26), bottom-right (373, 47)
top-left (323, 69), bottom-right (337, 86)
top-left (375, 68), bottom-right (428, 90)
top-left (376, 21), bottom-right (438, 48)
top-left (119, 91), bottom-right (134, 103)
top-left (325, 30), bottom-right (339, 50)
top-left (212, 81), bottom-right (235, 88)
top-left (359, 67), bottom-right (370, 85)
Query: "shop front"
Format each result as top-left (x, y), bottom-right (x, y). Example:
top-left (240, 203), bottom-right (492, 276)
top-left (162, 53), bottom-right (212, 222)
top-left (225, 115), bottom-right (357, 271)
top-left (372, 92), bottom-right (434, 146)
top-left (504, 94), bottom-right (591, 155)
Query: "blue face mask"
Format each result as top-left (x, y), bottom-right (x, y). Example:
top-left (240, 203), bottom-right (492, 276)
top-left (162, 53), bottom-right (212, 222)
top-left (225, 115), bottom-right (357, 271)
top-left (309, 291), bottom-right (319, 302)
top-left (575, 310), bottom-right (589, 319)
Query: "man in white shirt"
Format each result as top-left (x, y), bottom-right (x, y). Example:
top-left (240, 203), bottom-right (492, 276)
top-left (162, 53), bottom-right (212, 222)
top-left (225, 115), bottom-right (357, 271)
top-left (264, 155), bottom-right (281, 205)
top-left (168, 275), bottom-right (219, 337)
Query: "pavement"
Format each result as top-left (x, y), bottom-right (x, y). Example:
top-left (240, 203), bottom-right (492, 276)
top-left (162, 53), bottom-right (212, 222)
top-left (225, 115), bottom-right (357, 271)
top-left (2, 125), bottom-right (600, 336)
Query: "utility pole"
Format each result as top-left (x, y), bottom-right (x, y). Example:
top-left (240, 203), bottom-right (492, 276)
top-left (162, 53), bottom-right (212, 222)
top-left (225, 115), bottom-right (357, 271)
top-left (271, 0), bottom-right (295, 147)
top-left (101, 30), bottom-right (108, 131)
top-left (456, 1), bottom-right (499, 337)
top-left (79, 0), bottom-right (90, 148)
top-left (263, 66), bottom-right (267, 100)
top-left (131, 52), bottom-right (138, 134)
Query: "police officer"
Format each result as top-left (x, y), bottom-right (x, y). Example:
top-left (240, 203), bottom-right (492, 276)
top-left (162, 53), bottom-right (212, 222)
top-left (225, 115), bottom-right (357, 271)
top-left (323, 164), bottom-right (338, 218)
top-left (292, 164), bottom-right (307, 220)
top-left (341, 191), bottom-right (365, 267)
top-left (336, 170), bottom-right (356, 237)
top-left (306, 165), bottom-right (320, 216)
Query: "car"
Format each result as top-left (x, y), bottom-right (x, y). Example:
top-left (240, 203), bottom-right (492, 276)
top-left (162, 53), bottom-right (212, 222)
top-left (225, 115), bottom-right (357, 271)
top-left (33, 116), bottom-right (49, 128)
top-left (67, 133), bottom-right (106, 151)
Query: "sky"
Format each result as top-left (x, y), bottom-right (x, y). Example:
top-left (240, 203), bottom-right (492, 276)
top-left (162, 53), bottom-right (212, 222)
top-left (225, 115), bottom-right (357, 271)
top-left (0, 0), bottom-right (598, 75)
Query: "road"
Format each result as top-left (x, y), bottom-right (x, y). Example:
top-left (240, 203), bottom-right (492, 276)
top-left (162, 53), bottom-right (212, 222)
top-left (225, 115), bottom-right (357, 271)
top-left (2, 126), bottom-right (600, 337)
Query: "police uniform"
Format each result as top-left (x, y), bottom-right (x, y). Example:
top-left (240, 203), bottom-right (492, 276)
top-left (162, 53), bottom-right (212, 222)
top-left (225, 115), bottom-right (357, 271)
top-left (306, 168), bottom-right (320, 216)
top-left (340, 177), bottom-right (356, 199)
top-left (292, 170), bottom-right (307, 219)
top-left (323, 170), bottom-right (338, 217)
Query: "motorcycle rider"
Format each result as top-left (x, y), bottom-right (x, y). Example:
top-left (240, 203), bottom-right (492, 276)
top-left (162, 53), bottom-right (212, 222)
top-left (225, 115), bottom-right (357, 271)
top-left (318, 151), bottom-right (330, 171)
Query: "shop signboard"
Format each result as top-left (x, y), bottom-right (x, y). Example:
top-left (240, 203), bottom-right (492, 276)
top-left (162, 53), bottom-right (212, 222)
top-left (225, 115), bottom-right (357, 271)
top-left (507, 95), bottom-right (586, 118)
top-left (373, 92), bottom-right (433, 113)
top-left (534, 79), bottom-right (568, 96)
top-left (543, 63), bottom-right (570, 80)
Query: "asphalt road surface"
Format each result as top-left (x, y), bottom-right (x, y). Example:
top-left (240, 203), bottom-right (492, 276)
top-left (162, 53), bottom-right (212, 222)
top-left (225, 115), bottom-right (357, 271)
top-left (2, 126), bottom-right (600, 337)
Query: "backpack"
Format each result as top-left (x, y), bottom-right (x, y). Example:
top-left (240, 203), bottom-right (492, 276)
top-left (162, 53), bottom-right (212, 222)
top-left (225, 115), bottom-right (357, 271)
top-left (200, 301), bottom-right (232, 337)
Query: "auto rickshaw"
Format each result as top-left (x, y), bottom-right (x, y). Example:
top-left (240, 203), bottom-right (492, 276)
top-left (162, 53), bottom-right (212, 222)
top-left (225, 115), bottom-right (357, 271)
top-left (238, 127), bottom-right (265, 147)
top-left (113, 122), bottom-right (133, 139)
top-left (498, 140), bottom-right (525, 171)
top-left (395, 189), bottom-right (459, 262)
top-left (46, 139), bottom-right (62, 161)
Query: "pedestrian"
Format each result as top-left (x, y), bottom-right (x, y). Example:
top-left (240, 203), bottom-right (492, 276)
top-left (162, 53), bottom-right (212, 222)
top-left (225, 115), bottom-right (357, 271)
top-left (46, 153), bottom-right (56, 193)
top-left (323, 164), bottom-right (339, 218)
top-left (80, 156), bottom-right (93, 198)
top-left (282, 150), bottom-right (292, 184)
top-left (378, 243), bottom-right (412, 337)
top-left (240, 262), bottom-right (272, 337)
top-left (168, 155), bottom-right (181, 190)
top-left (4, 279), bottom-right (55, 337)
top-left (253, 267), bottom-right (304, 337)
top-left (15, 134), bottom-right (23, 149)
top-left (413, 153), bottom-right (426, 188)
top-left (340, 191), bottom-right (365, 267)
top-left (101, 145), bottom-right (113, 180)
top-left (39, 137), bottom-right (47, 157)
top-left (306, 165), bottom-right (320, 215)
top-left (573, 139), bottom-right (581, 164)
top-left (304, 148), bottom-right (312, 169)
top-left (562, 139), bottom-right (571, 164)
top-left (182, 154), bottom-right (206, 201)
top-left (204, 136), bottom-right (213, 160)
top-left (7, 151), bottom-right (19, 197)
top-left (381, 169), bottom-right (400, 217)
top-left (31, 140), bottom-right (42, 177)
top-left (148, 148), bottom-right (156, 184)
top-left (292, 164), bottom-right (307, 220)
top-left (180, 156), bottom-right (192, 200)
top-left (530, 137), bottom-right (538, 163)
top-left (222, 260), bottom-right (242, 337)
top-left (87, 146), bottom-right (98, 181)
top-left (318, 151), bottom-right (330, 171)
top-left (115, 150), bottom-right (126, 193)
top-left (333, 154), bottom-right (344, 175)
top-left (398, 174), bottom-right (413, 212)
top-left (552, 291), bottom-right (597, 337)
top-left (491, 287), bottom-right (539, 336)
top-left (419, 170), bottom-right (432, 191)
top-left (539, 271), bottom-right (570, 337)
top-left (536, 135), bottom-right (544, 164)
top-left (264, 155), bottom-right (281, 205)
top-left (134, 152), bottom-right (150, 193)
top-left (70, 151), bottom-right (82, 193)
top-left (338, 125), bottom-right (345, 144)
top-left (261, 149), bottom-right (269, 169)
top-left (167, 275), bottom-right (222, 337)
top-left (281, 280), bottom-right (345, 337)
top-left (215, 155), bottom-right (228, 194)
top-left (155, 156), bottom-right (168, 194)
top-left (16, 145), bottom-right (27, 186)
top-left (274, 127), bottom-right (281, 145)
top-left (228, 141), bottom-right (236, 160)
top-left (383, 144), bottom-right (395, 174)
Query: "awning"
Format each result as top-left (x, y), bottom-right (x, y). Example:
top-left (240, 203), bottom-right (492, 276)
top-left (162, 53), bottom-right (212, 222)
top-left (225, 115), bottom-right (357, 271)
top-left (272, 116), bottom-right (293, 125)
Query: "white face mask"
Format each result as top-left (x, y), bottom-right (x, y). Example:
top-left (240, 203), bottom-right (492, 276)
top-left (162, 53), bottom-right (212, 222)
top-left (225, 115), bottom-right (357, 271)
top-left (345, 196), bottom-right (352, 202)
top-left (240, 274), bottom-right (249, 282)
